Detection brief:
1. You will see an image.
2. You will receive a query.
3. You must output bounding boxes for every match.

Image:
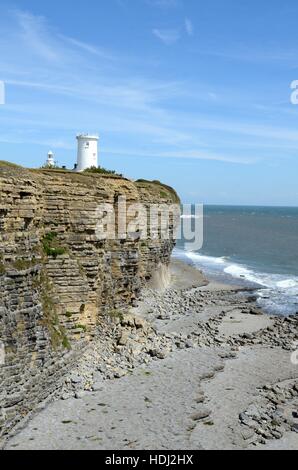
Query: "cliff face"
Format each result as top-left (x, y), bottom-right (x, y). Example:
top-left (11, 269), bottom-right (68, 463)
top-left (0, 163), bottom-right (179, 437)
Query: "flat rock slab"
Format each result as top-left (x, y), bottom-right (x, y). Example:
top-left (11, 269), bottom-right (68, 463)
top-left (169, 260), bottom-right (208, 290)
top-left (6, 348), bottom-right (223, 451)
top-left (259, 432), bottom-right (298, 450)
top-left (218, 311), bottom-right (273, 338)
top-left (189, 346), bottom-right (298, 450)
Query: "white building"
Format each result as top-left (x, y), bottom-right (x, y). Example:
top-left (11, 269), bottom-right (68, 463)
top-left (76, 134), bottom-right (99, 172)
top-left (46, 151), bottom-right (55, 167)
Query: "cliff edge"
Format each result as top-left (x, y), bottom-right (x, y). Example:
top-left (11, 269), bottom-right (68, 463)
top-left (0, 162), bottom-right (179, 437)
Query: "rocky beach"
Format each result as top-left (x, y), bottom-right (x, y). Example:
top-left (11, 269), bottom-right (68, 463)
top-left (2, 0), bottom-right (298, 456)
top-left (5, 260), bottom-right (298, 450)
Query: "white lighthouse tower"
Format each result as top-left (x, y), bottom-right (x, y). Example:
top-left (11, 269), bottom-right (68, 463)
top-left (46, 151), bottom-right (55, 167)
top-left (76, 134), bottom-right (99, 172)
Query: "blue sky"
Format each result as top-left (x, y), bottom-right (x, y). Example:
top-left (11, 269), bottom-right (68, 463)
top-left (1, 0), bottom-right (298, 205)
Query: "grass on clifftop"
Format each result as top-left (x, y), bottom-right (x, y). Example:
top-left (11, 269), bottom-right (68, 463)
top-left (135, 179), bottom-right (180, 204)
top-left (83, 166), bottom-right (123, 177)
top-left (38, 165), bottom-right (121, 176)
top-left (36, 165), bottom-right (126, 180)
top-left (0, 160), bottom-right (22, 168)
top-left (0, 161), bottom-right (180, 202)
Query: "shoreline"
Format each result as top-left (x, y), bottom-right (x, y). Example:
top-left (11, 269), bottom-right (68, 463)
top-left (173, 248), bottom-right (298, 318)
top-left (5, 259), bottom-right (298, 450)
top-left (170, 258), bottom-right (250, 292)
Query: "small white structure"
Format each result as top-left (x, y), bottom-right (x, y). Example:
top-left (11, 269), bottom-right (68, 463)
top-left (46, 151), bottom-right (55, 167)
top-left (76, 134), bottom-right (99, 172)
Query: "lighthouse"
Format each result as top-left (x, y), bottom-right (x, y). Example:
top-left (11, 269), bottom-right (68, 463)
top-left (76, 134), bottom-right (99, 172)
top-left (46, 151), bottom-right (55, 167)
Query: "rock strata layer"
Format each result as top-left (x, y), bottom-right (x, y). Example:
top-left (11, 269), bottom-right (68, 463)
top-left (0, 163), bottom-right (179, 437)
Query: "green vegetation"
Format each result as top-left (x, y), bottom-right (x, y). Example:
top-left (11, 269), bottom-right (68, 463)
top-left (0, 160), bottom-right (22, 168)
top-left (108, 309), bottom-right (124, 322)
top-left (36, 167), bottom-right (72, 174)
top-left (74, 324), bottom-right (87, 333)
top-left (62, 336), bottom-right (71, 349)
top-left (83, 166), bottom-right (123, 177)
top-left (64, 311), bottom-right (74, 319)
top-left (39, 271), bottom-right (71, 350)
top-left (41, 164), bottom-right (63, 170)
top-left (12, 258), bottom-right (37, 271)
top-left (42, 232), bottom-right (67, 258)
top-left (135, 179), bottom-right (180, 203)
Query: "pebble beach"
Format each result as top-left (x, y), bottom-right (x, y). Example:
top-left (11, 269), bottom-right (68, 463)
top-left (5, 260), bottom-right (298, 450)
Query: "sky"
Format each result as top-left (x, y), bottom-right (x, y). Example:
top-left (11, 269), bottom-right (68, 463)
top-left (1, 0), bottom-right (298, 205)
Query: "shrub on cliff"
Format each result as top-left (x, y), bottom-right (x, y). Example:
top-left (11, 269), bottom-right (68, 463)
top-left (83, 166), bottom-right (123, 177)
top-left (42, 232), bottom-right (67, 258)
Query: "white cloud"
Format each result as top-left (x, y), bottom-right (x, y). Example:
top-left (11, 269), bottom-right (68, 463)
top-left (15, 10), bottom-right (59, 62)
top-left (185, 18), bottom-right (194, 36)
top-left (59, 35), bottom-right (117, 61)
top-left (189, 116), bottom-right (298, 143)
top-left (105, 148), bottom-right (254, 164)
top-left (1, 8), bottom-right (293, 169)
top-left (152, 28), bottom-right (180, 45)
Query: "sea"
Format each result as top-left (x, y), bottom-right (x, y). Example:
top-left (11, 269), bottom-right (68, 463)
top-left (175, 205), bottom-right (298, 316)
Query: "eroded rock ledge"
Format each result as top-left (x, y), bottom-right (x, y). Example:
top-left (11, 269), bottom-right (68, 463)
top-left (0, 162), bottom-right (179, 437)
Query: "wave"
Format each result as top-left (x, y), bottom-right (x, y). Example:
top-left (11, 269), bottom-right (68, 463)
top-left (180, 215), bottom-right (202, 219)
top-left (173, 248), bottom-right (298, 316)
top-left (183, 251), bottom-right (227, 266)
top-left (276, 279), bottom-right (297, 289)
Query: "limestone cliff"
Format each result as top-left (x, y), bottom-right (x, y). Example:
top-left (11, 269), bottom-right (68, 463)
top-left (0, 162), bottom-right (179, 437)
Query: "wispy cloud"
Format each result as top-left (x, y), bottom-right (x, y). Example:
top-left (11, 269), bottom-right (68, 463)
top-left (189, 116), bottom-right (298, 143)
top-left (152, 28), bottom-right (180, 45)
top-left (59, 35), bottom-right (116, 60)
top-left (15, 10), bottom-right (59, 62)
top-left (1, 7), bottom-right (297, 171)
top-left (185, 17), bottom-right (194, 36)
top-left (105, 148), bottom-right (255, 164)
